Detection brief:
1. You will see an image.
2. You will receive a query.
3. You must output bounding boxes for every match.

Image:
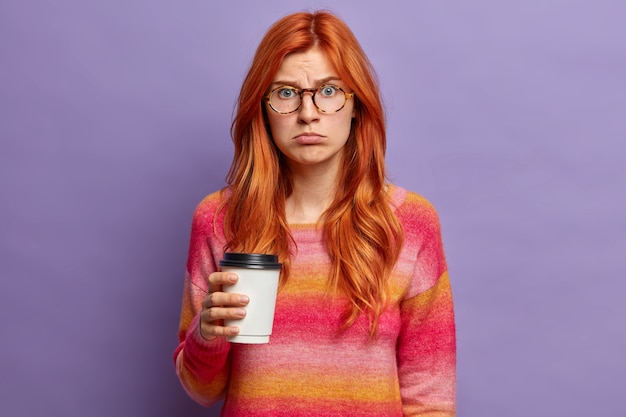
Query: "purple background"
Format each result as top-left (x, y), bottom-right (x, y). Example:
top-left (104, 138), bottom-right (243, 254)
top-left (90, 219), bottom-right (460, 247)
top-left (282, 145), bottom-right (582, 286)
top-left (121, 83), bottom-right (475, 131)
top-left (1, 1), bottom-right (625, 416)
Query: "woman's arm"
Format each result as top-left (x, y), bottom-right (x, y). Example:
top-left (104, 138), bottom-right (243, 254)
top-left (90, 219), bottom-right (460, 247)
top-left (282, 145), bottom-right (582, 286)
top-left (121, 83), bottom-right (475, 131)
top-left (396, 196), bottom-right (456, 416)
top-left (397, 272), bottom-right (456, 416)
top-left (174, 274), bottom-right (232, 406)
top-left (173, 197), bottom-right (232, 406)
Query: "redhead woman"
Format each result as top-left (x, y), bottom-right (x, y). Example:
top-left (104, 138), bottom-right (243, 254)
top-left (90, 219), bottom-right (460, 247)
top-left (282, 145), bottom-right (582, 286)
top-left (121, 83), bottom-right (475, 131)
top-left (174, 10), bottom-right (456, 417)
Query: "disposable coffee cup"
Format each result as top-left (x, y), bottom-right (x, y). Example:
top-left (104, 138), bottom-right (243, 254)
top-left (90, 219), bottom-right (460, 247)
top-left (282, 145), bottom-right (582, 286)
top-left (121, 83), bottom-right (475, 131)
top-left (220, 252), bottom-right (282, 344)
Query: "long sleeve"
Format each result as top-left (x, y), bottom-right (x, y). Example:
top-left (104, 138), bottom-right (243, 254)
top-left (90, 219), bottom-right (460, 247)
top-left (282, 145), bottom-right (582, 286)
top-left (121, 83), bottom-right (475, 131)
top-left (395, 194), bottom-right (456, 416)
top-left (173, 193), bottom-right (231, 406)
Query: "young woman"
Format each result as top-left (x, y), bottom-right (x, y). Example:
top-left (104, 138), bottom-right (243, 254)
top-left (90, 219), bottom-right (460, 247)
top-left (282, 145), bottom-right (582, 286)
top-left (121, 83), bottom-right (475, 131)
top-left (174, 10), bottom-right (456, 416)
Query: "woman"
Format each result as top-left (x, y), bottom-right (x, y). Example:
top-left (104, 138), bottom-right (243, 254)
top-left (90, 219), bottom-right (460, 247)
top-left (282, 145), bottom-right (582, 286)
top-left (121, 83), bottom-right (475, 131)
top-left (174, 10), bottom-right (456, 417)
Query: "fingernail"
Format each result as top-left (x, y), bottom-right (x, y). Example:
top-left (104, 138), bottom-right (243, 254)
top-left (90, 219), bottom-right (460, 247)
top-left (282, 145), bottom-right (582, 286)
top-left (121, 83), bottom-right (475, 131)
top-left (230, 327), bottom-right (239, 335)
top-left (228, 274), bottom-right (237, 283)
top-left (238, 295), bottom-right (249, 304)
top-left (235, 308), bottom-right (246, 317)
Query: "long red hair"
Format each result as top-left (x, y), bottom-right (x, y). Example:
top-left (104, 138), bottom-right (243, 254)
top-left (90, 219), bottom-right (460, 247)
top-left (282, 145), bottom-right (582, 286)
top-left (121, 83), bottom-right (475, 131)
top-left (221, 10), bottom-right (403, 336)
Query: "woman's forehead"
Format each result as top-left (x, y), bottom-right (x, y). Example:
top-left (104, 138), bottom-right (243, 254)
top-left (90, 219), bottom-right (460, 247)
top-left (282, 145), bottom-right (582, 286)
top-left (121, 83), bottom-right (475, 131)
top-left (272, 47), bottom-right (340, 86)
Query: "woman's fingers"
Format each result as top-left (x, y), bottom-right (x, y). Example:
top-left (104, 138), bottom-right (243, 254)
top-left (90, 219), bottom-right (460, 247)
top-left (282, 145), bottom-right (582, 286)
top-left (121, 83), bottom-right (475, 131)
top-left (203, 291), bottom-right (249, 309)
top-left (208, 271), bottom-right (238, 289)
top-left (199, 318), bottom-right (239, 339)
top-left (199, 271), bottom-right (249, 340)
top-left (199, 308), bottom-right (244, 339)
top-left (205, 305), bottom-right (247, 320)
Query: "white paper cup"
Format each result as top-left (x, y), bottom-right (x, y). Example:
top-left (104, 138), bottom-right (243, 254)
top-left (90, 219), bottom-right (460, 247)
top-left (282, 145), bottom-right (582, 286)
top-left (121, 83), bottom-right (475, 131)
top-left (220, 253), bottom-right (282, 344)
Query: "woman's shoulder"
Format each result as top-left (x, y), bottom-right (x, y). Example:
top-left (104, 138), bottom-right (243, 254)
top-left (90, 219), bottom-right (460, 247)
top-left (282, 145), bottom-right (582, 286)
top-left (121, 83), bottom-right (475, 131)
top-left (387, 183), bottom-right (442, 234)
top-left (195, 188), bottom-right (229, 212)
top-left (190, 188), bottom-right (230, 231)
top-left (388, 184), bottom-right (438, 216)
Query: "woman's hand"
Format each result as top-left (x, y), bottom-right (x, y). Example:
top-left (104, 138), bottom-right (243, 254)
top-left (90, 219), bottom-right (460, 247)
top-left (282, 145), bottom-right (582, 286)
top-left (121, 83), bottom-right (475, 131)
top-left (199, 272), bottom-right (249, 340)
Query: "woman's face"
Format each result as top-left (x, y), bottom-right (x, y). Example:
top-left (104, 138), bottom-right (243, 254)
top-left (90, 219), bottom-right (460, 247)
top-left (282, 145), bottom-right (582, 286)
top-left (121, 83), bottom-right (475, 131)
top-left (265, 47), bottom-right (355, 173)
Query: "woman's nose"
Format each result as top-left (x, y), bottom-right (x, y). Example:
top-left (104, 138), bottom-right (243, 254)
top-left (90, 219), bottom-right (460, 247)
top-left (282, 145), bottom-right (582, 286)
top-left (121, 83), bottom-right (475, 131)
top-left (297, 93), bottom-right (320, 123)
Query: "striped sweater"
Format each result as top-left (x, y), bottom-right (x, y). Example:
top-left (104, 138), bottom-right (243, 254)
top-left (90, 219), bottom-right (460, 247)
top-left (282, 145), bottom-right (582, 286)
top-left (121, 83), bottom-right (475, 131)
top-left (174, 184), bottom-right (456, 416)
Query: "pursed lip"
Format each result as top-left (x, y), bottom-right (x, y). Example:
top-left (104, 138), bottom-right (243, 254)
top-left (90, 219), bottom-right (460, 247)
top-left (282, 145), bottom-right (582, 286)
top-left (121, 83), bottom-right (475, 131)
top-left (294, 132), bottom-right (324, 145)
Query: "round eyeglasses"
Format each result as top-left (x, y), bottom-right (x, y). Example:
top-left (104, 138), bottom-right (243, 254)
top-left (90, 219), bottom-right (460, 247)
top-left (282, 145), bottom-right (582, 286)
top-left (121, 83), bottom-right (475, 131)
top-left (264, 85), bottom-right (354, 114)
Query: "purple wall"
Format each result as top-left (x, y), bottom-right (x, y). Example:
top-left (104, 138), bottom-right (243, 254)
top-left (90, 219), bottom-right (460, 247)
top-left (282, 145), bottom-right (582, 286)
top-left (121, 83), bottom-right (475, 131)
top-left (1, 1), bottom-right (624, 416)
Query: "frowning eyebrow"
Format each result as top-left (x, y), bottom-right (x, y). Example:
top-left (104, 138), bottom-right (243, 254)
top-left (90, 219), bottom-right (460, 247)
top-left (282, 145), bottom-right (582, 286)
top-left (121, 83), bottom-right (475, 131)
top-left (270, 76), bottom-right (342, 89)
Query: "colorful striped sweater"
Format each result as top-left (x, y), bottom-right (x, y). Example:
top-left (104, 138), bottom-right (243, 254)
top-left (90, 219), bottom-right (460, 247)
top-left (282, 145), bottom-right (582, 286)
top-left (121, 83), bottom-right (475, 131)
top-left (174, 184), bottom-right (456, 416)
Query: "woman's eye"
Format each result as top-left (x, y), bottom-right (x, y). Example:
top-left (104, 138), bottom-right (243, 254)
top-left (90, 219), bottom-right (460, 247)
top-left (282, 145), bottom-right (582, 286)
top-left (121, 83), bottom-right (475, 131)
top-left (319, 85), bottom-right (338, 97)
top-left (277, 88), bottom-right (296, 99)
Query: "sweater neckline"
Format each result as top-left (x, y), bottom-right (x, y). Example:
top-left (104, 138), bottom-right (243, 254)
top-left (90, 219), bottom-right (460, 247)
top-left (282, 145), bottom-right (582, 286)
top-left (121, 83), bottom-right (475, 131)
top-left (286, 184), bottom-right (407, 230)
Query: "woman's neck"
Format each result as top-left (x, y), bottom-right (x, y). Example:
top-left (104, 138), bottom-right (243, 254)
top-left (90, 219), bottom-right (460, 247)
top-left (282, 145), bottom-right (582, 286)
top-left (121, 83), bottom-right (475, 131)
top-left (285, 163), bottom-right (339, 225)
